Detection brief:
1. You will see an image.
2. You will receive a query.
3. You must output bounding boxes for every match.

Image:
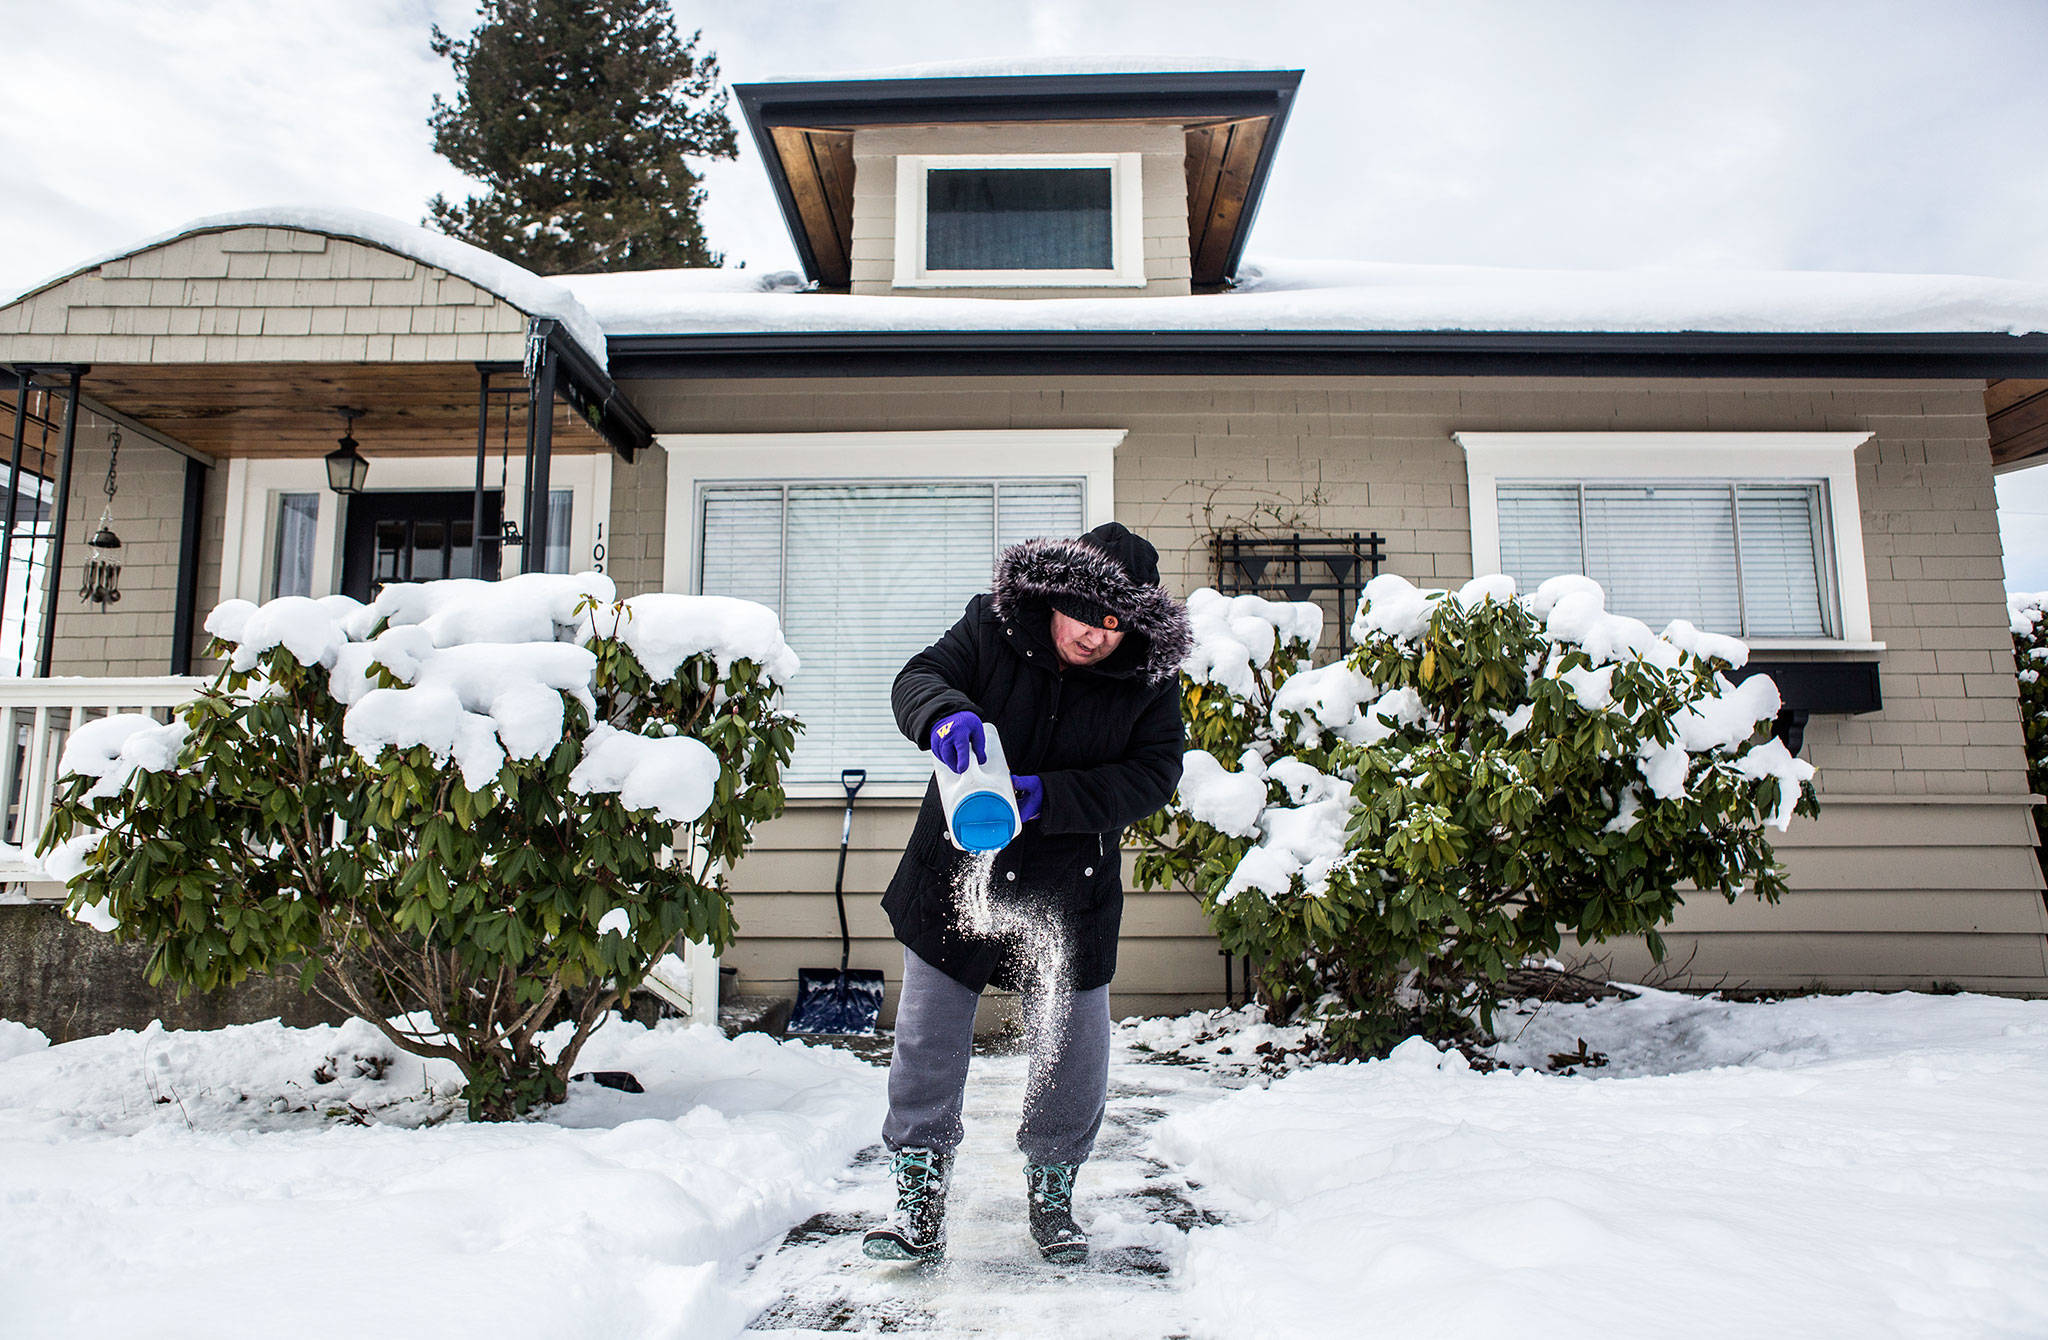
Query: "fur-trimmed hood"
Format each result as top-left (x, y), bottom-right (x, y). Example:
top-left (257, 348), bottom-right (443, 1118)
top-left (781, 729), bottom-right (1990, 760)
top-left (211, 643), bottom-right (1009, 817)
top-left (991, 533), bottom-right (1192, 686)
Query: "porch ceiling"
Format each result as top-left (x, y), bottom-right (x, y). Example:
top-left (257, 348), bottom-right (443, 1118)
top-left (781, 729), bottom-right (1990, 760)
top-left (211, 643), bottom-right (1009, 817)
top-left (1988, 378), bottom-right (2048, 469)
top-left (76, 361), bottom-right (610, 459)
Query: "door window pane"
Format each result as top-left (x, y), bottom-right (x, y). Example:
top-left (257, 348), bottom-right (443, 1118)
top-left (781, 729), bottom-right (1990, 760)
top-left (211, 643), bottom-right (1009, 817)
top-left (926, 168), bottom-right (1114, 271)
top-left (412, 521), bottom-right (447, 580)
top-left (450, 520), bottom-right (477, 579)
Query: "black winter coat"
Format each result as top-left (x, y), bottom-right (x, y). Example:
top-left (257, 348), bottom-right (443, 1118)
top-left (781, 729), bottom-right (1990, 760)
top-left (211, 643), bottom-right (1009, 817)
top-left (883, 537), bottom-right (1191, 994)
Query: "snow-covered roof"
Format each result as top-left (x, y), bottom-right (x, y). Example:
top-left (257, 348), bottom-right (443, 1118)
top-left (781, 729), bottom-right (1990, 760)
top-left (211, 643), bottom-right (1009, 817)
top-left (5, 206), bottom-right (609, 368)
top-left (555, 257), bottom-right (2048, 339)
top-left (758, 56), bottom-right (1287, 82)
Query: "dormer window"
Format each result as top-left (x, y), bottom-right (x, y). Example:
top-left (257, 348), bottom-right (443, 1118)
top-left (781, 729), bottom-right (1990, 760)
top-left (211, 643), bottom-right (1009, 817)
top-left (894, 153), bottom-right (1146, 288)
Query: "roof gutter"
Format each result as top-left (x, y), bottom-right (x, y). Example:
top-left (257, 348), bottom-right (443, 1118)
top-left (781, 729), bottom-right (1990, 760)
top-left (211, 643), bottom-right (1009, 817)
top-left (539, 320), bottom-right (653, 461)
top-left (606, 329), bottom-right (2048, 381)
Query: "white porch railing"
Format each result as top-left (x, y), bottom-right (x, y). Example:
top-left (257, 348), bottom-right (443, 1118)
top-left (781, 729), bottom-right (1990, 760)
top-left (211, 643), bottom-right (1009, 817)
top-left (0, 673), bottom-right (725, 1026)
top-left (0, 676), bottom-right (208, 888)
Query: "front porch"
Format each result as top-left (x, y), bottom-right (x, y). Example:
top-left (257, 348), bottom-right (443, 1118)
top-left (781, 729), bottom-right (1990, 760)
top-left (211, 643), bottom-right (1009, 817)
top-left (0, 214), bottom-right (665, 940)
top-left (0, 213), bottom-right (651, 689)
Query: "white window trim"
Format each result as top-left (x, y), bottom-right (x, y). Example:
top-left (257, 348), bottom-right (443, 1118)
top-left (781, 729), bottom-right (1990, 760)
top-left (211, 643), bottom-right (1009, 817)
top-left (893, 153), bottom-right (1146, 289)
top-left (1454, 431), bottom-right (1880, 649)
top-left (219, 453), bottom-right (613, 604)
top-left (663, 429), bottom-right (1124, 799)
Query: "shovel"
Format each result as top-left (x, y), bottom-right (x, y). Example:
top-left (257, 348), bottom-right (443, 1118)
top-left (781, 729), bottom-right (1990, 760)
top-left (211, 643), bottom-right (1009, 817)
top-left (786, 768), bottom-right (885, 1036)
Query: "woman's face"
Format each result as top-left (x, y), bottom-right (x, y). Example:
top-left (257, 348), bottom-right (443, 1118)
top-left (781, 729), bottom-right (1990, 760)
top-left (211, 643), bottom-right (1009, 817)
top-left (1051, 609), bottom-right (1126, 667)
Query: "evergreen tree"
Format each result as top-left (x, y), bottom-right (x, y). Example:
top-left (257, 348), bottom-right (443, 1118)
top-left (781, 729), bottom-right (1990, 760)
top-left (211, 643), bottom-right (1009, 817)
top-left (427, 1), bottom-right (737, 274)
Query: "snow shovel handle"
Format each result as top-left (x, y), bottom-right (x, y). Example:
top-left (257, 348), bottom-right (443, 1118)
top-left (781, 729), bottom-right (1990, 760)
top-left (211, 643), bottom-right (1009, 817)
top-left (833, 769), bottom-right (866, 972)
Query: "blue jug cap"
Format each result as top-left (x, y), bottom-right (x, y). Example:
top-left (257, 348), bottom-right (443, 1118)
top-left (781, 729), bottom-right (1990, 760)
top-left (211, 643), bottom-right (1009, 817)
top-left (951, 791), bottom-right (1017, 852)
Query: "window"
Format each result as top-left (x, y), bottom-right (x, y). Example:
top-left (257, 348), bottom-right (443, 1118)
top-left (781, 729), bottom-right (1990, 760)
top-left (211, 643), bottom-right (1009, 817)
top-left (544, 489), bottom-right (573, 574)
top-left (0, 477), bottom-right (53, 676)
top-left (1456, 432), bottom-right (1876, 647)
top-left (1497, 481), bottom-right (1834, 637)
top-left (698, 479), bottom-right (1085, 783)
top-left (271, 493), bottom-right (319, 598)
top-left (222, 454), bottom-right (611, 605)
top-left (895, 154), bottom-right (1145, 288)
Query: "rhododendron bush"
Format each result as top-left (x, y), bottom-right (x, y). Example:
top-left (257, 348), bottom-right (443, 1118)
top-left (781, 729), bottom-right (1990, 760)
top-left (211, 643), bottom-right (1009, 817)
top-left (40, 573), bottom-right (799, 1119)
top-left (1134, 574), bottom-right (1818, 1055)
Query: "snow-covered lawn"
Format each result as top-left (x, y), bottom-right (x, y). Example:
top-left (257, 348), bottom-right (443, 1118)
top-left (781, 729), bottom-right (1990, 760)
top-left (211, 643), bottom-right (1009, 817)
top-left (4, 989), bottom-right (2046, 1339)
top-left (1156, 989), bottom-right (2048, 1340)
top-left (0, 1016), bottom-right (884, 1338)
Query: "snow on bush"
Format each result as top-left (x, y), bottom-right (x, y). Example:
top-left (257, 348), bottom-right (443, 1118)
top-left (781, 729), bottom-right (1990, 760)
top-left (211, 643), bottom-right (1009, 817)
top-left (1133, 573), bottom-right (1818, 1055)
top-left (39, 574), bottom-right (800, 1119)
top-left (2012, 592), bottom-right (2048, 883)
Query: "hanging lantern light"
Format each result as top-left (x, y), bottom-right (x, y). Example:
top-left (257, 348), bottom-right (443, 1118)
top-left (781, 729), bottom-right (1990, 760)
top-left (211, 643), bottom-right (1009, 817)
top-left (325, 406), bottom-right (370, 495)
top-left (80, 428), bottom-right (122, 608)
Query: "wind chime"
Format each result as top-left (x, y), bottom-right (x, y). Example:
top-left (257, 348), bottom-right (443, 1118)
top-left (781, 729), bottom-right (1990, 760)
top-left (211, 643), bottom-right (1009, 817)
top-left (79, 428), bottom-right (122, 608)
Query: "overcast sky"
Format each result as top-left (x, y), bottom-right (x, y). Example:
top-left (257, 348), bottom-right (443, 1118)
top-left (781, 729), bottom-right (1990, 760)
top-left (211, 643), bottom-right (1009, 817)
top-left (2, 0), bottom-right (2043, 588)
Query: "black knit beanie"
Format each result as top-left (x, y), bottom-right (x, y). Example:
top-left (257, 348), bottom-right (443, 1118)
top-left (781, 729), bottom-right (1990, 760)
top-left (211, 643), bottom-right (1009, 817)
top-left (1047, 522), bottom-right (1161, 629)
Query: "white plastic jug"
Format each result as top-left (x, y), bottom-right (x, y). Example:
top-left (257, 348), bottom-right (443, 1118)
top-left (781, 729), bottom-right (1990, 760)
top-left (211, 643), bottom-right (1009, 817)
top-left (934, 721), bottom-right (1022, 852)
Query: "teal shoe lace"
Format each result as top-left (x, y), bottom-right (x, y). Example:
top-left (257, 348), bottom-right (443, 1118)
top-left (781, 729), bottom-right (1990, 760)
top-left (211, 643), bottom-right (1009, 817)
top-left (1025, 1162), bottom-right (1077, 1206)
top-left (895, 1147), bottom-right (947, 1211)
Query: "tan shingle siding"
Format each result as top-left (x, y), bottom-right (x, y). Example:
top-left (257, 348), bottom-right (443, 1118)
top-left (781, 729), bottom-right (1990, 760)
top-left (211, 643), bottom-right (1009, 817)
top-left (604, 448), bottom-right (668, 598)
top-left (633, 373), bottom-right (2043, 1002)
top-left (0, 228), bottom-right (533, 367)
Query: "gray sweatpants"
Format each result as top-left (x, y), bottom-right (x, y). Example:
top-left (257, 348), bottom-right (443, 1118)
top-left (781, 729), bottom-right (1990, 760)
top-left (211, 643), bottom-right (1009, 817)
top-left (881, 946), bottom-right (1111, 1167)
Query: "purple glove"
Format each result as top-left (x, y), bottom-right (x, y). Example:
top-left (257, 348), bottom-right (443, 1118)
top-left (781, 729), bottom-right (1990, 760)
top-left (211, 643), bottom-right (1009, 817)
top-left (1012, 773), bottom-right (1044, 822)
top-left (930, 710), bottom-right (986, 773)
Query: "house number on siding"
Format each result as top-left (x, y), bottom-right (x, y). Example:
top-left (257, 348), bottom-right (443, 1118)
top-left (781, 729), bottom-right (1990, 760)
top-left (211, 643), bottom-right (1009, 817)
top-left (592, 523), bottom-right (605, 574)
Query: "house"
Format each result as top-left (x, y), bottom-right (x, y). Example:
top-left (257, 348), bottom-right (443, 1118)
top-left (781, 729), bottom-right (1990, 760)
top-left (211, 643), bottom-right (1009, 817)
top-left (1, 64), bottom-right (2043, 1033)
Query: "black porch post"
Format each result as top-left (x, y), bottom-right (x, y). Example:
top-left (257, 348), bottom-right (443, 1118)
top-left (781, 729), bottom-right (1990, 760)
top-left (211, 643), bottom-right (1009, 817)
top-left (34, 370), bottom-right (82, 677)
top-left (524, 326), bottom-right (558, 571)
top-left (472, 366), bottom-right (491, 577)
top-left (170, 457), bottom-right (206, 676)
top-left (0, 367), bottom-right (28, 617)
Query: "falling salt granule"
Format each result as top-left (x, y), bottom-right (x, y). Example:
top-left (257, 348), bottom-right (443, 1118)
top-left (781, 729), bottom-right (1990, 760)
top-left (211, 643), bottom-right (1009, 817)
top-left (947, 848), bottom-right (1079, 1097)
top-left (951, 849), bottom-right (998, 935)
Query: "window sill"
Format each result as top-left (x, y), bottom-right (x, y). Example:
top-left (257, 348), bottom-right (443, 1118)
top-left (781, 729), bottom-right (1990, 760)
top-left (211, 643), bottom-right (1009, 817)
top-left (1743, 639), bottom-right (1886, 653)
top-left (782, 783), bottom-right (929, 803)
top-left (892, 272), bottom-right (1148, 289)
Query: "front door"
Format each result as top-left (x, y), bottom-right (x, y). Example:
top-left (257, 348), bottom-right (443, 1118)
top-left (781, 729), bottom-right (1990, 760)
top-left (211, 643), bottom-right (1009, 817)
top-left (341, 490), bottom-right (501, 602)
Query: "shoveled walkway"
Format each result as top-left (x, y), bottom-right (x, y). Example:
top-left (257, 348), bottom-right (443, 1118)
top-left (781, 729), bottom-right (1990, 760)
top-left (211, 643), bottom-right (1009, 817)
top-left (736, 1030), bottom-right (1243, 1339)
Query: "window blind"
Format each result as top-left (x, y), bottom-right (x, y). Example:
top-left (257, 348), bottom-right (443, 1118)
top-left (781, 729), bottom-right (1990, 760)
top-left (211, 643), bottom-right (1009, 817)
top-left (925, 168), bottom-right (1114, 271)
top-left (1736, 485), bottom-right (1829, 636)
top-left (1495, 484), bottom-right (1582, 590)
top-left (1583, 483), bottom-right (1742, 633)
top-left (700, 479), bottom-right (1084, 783)
top-left (1497, 479), bottom-right (1832, 638)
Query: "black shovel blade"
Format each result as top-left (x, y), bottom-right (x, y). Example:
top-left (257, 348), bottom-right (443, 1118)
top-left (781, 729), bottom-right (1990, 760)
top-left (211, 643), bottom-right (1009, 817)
top-left (785, 967), bottom-right (886, 1036)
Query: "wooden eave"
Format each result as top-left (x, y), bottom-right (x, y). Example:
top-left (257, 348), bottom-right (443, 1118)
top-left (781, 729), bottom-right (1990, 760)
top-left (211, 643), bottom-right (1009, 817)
top-left (1987, 378), bottom-right (2048, 469)
top-left (74, 362), bottom-right (610, 460)
top-left (738, 70), bottom-right (1301, 292)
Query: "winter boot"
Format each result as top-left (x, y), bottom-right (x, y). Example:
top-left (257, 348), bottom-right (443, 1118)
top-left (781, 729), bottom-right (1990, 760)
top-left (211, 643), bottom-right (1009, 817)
top-left (1025, 1162), bottom-right (1089, 1263)
top-left (862, 1146), bottom-right (954, 1262)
